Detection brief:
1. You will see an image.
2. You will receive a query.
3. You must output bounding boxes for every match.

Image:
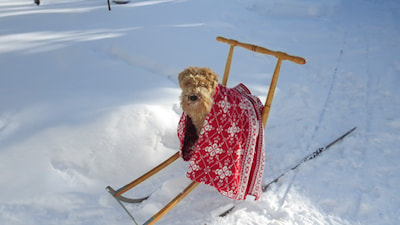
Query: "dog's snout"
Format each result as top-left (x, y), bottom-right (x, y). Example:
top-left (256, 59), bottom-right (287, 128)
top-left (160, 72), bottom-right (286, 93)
top-left (189, 95), bottom-right (198, 101)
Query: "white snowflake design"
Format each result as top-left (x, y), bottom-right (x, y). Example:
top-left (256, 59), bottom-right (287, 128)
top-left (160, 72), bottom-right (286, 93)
top-left (187, 160), bottom-right (200, 173)
top-left (217, 96), bottom-right (231, 113)
top-left (204, 143), bottom-right (223, 157)
top-left (200, 119), bottom-right (213, 135)
top-left (227, 122), bottom-right (240, 137)
top-left (215, 166), bottom-right (233, 179)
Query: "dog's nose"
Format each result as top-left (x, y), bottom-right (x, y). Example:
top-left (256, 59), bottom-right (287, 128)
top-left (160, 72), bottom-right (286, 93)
top-left (189, 95), bottom-right (198, 101)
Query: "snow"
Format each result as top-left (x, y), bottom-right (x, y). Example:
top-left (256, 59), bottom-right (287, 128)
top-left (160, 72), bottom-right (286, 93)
top-left (1, 0), bottom-right (399, 224)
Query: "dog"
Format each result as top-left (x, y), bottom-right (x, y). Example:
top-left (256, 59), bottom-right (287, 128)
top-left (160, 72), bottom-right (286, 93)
top-left (178, 67), bottom-right (219, 136)
top-left (177, 66), bottom-right (265, 200)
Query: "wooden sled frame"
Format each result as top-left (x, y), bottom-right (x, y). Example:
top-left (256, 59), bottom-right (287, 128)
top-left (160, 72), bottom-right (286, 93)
top-left (106, 36), bottom-right (306, 225)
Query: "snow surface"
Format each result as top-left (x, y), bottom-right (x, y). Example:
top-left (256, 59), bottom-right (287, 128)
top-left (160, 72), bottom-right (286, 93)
top-left (1, 0), bottom-right (399, 224)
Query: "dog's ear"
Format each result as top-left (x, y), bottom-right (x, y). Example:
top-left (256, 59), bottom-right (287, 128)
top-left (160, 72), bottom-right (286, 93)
top-left (178, 67), bottom-right (192, 89)
top-left (204, 68), bottom-right (219, 90)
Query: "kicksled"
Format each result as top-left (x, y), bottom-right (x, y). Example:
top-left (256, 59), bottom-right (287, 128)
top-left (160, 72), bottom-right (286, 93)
top-left (106, 36), bottom-right (308, 224)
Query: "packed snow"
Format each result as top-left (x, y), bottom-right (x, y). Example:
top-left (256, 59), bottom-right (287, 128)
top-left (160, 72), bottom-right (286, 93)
top-left (1, 0), bottom-right (399, 224)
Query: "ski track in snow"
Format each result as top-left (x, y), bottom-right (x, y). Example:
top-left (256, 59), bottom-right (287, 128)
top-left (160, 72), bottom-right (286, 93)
top-left (280, 31), bottom-right (349, 205)
top-left (1, 0), bottom-right (400, 225)
top-left (311, 32), bottom-right (347, 143)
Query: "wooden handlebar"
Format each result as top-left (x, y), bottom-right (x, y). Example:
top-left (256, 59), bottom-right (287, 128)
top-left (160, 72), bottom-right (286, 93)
top-left (216, 36), bottom-right (306, 65)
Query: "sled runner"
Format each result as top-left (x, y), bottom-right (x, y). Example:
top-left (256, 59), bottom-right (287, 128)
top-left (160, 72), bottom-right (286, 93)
top-left (106, 36), bottom-right (306, 224)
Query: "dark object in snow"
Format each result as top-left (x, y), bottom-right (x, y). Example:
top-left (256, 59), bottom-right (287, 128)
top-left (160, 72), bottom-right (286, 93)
top-left (112, 0), bottom-right (131, 4)
top-left (35, 0), bottom-right (40, 5)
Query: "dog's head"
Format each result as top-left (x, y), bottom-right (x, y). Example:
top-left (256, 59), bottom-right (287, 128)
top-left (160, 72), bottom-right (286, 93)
top-left (178, 67), bottom-right (219, 132)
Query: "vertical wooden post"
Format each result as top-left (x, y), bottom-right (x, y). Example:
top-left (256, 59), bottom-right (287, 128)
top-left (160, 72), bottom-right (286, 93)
top-left (261, 58), bottom-right (282, 128)
top-left (221, 45), bottom-right (235, 87)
